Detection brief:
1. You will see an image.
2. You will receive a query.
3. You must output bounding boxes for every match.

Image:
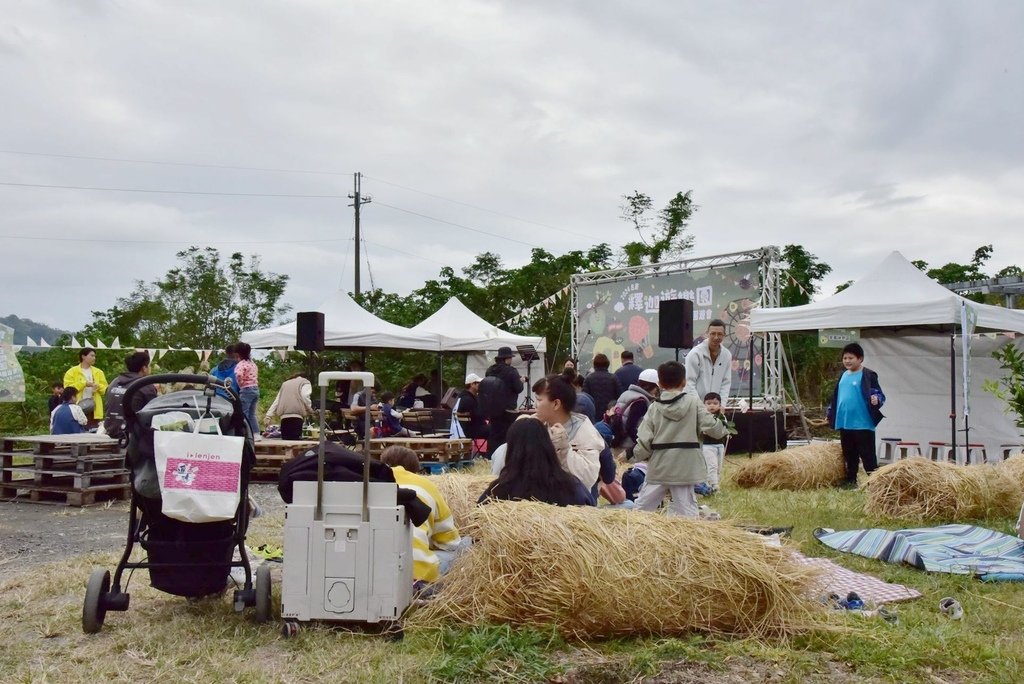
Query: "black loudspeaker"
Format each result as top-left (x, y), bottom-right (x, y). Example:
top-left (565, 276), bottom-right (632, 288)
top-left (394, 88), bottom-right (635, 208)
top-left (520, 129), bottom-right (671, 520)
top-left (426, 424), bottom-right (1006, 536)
top-left (658, 299), bottom-right (694, 348)
top-left (296, 311), bottom-right (325, 351)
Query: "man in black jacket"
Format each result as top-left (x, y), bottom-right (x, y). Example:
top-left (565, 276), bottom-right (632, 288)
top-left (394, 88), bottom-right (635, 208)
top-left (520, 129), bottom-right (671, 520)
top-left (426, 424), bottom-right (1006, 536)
top-left (103, 351), bottom-right (158, 439)
top-left (583, 353), bottom-right (621, 417)
top-left (483, 346), bottom-right (524, 456)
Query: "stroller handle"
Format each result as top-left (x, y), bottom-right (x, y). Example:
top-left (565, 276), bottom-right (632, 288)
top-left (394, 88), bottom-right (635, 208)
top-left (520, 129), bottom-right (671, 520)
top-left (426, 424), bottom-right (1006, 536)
top-left (122, 373), bottom-right (236, 424)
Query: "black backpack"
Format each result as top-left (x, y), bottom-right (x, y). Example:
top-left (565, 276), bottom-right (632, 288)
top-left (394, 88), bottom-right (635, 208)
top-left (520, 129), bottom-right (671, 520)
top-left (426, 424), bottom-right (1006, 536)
top-left (477, 375), bottom-right (511, 419)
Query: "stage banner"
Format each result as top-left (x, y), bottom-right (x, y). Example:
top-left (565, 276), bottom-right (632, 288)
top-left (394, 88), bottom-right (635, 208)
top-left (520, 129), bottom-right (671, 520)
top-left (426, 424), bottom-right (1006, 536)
top-left (576, 261), bottom-right (762, 395)
top-left (0, 323), bottom-right (26, 402)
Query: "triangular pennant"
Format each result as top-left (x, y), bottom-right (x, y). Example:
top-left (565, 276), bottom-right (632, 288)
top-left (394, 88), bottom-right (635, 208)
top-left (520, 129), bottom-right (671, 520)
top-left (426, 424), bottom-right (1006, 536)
top-left (195, 350), bottom-right (203, 360)
top-left (12, 345), bottom-right (21, 352)
top-left (111, 337), bottom-right (121, 349)
top-left (202, 350), bottom-right (213, 362)
top-left (39, 338), bottom-right (50, 348)
top-left (25, 336), bottom-right (36, 348)
top-left (95, 339), bottom-right (107, 349)
top-left (276, 349), bottom-right (288, 360)
top-left (158, 349), bottom-right (168, 358)
top-left (147, 348), bottom-right (158, 360)
top-left (71, 337), bottom-right (81, 348)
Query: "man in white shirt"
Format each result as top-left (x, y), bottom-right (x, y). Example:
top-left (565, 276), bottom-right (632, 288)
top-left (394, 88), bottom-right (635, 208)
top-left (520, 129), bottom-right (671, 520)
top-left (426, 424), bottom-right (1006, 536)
top-left (684, 319), bottom-right (732, 403)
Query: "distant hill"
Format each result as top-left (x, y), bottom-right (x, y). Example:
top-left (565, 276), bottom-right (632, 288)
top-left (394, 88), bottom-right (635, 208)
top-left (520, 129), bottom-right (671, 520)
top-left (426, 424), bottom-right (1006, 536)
top-left (0, 314), bottom-right (68, 345)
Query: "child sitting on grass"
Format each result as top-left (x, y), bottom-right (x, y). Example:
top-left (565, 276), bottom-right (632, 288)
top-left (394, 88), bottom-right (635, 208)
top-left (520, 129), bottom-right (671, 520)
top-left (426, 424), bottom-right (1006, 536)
top-left (632, 361), bottom-right (729, 517)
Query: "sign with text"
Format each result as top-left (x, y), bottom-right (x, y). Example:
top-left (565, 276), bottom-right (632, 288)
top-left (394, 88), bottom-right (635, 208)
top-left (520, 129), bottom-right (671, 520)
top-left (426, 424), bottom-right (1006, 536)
top-left (576, 262), bottom-right (762, 395)
top-left (818, 329), bottom-right (860, 348)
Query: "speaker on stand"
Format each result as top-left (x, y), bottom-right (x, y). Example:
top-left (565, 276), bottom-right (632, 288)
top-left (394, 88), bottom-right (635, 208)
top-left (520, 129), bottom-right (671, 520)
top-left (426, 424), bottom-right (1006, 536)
top-left (658, 299), bottom-right (694, 361)
top-left (296, 311), bottom-right (326, 351)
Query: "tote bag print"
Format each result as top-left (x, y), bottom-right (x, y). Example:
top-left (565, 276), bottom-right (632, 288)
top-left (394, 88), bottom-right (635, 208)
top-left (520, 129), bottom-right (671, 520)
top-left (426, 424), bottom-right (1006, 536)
top-left (154, 428), bottom-right (244, 523)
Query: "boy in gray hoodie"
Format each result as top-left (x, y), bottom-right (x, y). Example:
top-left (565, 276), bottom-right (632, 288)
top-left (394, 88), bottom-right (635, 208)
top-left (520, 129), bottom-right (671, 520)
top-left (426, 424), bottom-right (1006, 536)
top-left (632, 361), bottom-right (729, 517)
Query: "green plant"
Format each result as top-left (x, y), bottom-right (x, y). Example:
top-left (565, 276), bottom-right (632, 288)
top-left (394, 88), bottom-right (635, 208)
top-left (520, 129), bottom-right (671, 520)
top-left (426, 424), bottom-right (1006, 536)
top-left (983, 342), bottom-right (1024, 428)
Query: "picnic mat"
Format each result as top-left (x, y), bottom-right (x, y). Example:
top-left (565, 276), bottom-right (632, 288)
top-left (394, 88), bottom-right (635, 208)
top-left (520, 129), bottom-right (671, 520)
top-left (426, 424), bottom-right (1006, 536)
top-left (814, 524), bottom-right (1024, 582)
top-left (793, 552), bottom-right (921, 604)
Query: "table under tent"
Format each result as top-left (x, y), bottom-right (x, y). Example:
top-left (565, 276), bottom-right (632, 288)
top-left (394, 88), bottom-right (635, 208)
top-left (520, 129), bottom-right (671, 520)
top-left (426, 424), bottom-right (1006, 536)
top-left (750, 251), bottom-right (1024, 461)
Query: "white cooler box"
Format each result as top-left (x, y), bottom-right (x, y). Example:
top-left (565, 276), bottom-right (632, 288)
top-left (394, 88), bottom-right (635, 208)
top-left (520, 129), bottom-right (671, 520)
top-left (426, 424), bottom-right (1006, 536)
top-left (282, 481), bottom-right (413, 624)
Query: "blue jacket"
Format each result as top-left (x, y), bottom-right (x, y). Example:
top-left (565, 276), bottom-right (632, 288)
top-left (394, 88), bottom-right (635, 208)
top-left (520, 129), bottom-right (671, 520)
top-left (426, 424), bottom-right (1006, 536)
top-left (827, 366), bottom-right (885, 429)
top-left (52, 404), bottom-right (85, 435)
top-left (210, 358), bottom-right (240, 398)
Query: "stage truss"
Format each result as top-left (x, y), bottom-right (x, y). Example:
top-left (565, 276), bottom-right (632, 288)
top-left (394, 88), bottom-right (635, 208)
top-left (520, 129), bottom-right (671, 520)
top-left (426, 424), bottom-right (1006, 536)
top-left (570, 246), bottom-right (784, 406)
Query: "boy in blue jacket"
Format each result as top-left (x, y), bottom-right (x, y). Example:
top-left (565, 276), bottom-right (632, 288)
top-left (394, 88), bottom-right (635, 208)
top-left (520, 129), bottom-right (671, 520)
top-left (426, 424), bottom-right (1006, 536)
top-left (827, 343), bottom-right (885, 487)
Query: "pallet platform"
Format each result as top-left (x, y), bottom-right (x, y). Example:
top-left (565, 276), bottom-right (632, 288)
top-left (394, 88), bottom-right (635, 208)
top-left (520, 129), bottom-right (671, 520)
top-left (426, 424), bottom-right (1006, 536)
top-left (1, 434), bottom-right (129, 506)
top-left (368, 437), bottom-right (473, 464)
top-left (251, 439), bottom-right (320, 482)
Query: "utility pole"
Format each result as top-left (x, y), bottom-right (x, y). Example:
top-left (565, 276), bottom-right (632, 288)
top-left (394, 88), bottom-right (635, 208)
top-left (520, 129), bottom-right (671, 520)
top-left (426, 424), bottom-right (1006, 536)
top-left (348, 172), bottom-right (372, 296)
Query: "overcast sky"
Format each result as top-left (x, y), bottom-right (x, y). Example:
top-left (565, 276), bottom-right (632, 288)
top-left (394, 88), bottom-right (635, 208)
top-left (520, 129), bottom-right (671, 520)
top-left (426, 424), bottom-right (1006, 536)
top-left (2, 0), bottom-right (1023, 335)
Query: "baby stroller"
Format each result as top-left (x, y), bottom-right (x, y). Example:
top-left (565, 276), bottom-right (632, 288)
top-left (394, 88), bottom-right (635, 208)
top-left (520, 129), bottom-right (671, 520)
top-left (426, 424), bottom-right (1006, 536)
top-left (82, 373), bottom-right (269, 633)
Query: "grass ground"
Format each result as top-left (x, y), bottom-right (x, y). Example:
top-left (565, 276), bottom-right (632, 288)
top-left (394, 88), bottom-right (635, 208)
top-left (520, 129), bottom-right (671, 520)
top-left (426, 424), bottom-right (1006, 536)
top-left (1, 458), bottom-right (1022, 683)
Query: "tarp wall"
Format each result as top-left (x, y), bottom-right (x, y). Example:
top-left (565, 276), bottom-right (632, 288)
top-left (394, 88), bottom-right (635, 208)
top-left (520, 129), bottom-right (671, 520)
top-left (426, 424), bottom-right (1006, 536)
top-left (861, 333), bottom-right (1024, 457)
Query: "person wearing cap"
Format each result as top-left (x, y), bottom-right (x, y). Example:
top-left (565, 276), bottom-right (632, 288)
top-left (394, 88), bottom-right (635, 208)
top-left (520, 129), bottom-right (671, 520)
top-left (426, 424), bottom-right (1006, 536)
top-left (614, 367), bottom-right (661, 459)
top-left (483, 346), bottom-right (525, 456)
top-left (450, 372), bottom-right (487, 439)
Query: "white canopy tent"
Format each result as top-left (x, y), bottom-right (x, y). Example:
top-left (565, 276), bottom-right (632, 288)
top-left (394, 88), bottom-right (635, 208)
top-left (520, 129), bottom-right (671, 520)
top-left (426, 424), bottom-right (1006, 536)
top-left (240, 290), bottom-right (440, 351)
top-left (750, 251), bottom-right (1024, 457)
top-left (412, 297), bottom-right (548, 405)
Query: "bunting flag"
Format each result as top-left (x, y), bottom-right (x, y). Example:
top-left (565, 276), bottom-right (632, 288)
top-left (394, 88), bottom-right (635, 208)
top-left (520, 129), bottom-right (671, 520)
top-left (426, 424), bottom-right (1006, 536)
top-left (194, 350), bottom-right (203, 360)
top-left (39, 338), bottom-right (49, 347)
top-left (25, 336), bottom-right (36, 348)
top-left (71, 336), bottom-right (81, 348)
top-left (276, 349), bottom-right (288, 360)
top-left (95, 339), bottom-right (107, 349)
top-left (111, 337), bottom-right (121, 349)
top-left (147, 348), bottom-right (158, 360)
top-left (12, 345), bottom-right (21, 353)
top-left (202, 349), bottom-right (213, 362)
top-left (500, 284), bottom-right (572, 326)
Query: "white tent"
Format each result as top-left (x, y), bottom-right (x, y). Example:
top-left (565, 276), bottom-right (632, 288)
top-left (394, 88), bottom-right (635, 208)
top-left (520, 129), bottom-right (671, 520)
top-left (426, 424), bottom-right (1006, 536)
top-left (411, 297), bottom-right (547, 353)
top-left (750, 251), bottom-right (1024, 457)
top-left (240, 290), bottom-right (440, 351)
top-left (412, 297), bottom-right (548, 405)
top-left (752, 251), bottom-right (1024, 334)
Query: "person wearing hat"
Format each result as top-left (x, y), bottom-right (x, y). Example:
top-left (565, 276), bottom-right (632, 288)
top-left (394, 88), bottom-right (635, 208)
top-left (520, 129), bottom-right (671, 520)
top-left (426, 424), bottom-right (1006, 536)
top-left (482, 346), bottom-right (525, 456)
top-left (613, 367), bottom-right (661, 459)
top-left (450, 372), bottom-right (487, 440)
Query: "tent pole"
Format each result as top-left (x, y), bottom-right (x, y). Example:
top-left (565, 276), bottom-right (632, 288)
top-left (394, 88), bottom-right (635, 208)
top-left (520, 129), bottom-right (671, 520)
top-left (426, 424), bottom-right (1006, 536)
top-left (950, 332), bottom-right (957, 452)
top-left (749, 332), bottom-right (755, 458)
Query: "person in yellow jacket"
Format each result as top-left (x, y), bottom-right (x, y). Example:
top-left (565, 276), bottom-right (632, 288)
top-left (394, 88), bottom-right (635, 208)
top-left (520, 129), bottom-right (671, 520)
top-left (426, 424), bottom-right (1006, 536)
top-left (379, 446), bottom-right (465, 583)
top-left (63, 348), bottom-right (108, 421)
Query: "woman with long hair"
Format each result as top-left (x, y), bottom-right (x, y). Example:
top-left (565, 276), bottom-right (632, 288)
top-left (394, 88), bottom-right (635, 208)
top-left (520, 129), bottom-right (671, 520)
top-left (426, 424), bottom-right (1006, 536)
top-left (479, 418), bottom-right (594, 507)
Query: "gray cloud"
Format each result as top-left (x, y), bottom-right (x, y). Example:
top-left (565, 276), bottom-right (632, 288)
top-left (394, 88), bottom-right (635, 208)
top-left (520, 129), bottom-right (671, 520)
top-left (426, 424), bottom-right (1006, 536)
top-left (2, 0), bottom-right (1023, 331)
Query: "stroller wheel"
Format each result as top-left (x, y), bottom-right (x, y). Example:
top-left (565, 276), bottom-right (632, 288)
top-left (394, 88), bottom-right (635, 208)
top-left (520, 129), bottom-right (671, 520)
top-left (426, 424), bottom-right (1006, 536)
top-left (254, 564), bottom-right (272, 623)
top-left (282, 620), bottom-right (300, 638)
top-left (83, 568), bottom-right (111, 634)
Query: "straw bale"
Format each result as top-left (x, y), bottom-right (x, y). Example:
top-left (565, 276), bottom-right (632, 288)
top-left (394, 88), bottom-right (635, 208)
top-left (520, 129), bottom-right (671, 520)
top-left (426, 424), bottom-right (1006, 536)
top-left (412, 501), bottom-right (824, 638)
top-left (732, 442), bottom-right (846, 490)
top-left (863, 458), bottom-right (1024, 521)
top-left (999, 454), bottom-right (1024, 487)
top-left (430, 472), bottom-right (493, 528)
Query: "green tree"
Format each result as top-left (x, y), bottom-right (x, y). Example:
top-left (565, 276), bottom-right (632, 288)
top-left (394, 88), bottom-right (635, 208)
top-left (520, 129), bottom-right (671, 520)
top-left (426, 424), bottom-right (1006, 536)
top-left (619, 190), bottom-right (697, 266)
top-left (83, 247), bottom-right (290, 349)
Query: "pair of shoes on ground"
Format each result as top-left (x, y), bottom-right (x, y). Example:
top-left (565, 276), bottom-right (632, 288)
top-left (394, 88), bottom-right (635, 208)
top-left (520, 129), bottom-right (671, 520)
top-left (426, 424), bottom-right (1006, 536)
top-left (255, 543), bottom-right (283, 562)
top-left (939, 597), bottom-right (963, 620)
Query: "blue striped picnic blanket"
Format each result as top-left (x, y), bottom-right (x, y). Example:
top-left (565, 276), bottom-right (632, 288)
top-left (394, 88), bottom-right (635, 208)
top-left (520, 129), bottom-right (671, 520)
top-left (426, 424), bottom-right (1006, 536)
top-left (814, 524), bottom-right (1024, 581)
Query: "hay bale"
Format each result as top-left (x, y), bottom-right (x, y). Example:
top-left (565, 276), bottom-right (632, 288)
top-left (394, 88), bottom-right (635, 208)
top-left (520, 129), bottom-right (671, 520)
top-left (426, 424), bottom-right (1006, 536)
top-left (412, 501), bottom-right (824, 638)
top-left (430, 472), bottom-right (493, 528)
top-left (999, 454), bottom-right (1024, 487)
top-left (863, 458), bottom-right (1024, 521)
top-left (732, 442), bottom-right (846, 490)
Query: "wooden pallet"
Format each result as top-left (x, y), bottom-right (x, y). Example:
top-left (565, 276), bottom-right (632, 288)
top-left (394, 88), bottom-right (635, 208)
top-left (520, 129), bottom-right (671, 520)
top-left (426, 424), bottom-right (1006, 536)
top-left (250, 439), bottom-right (320, 482)
top-left (0, 434), bottom-right (129, 506)
top-left (368, 437), bottom-right (473, 464)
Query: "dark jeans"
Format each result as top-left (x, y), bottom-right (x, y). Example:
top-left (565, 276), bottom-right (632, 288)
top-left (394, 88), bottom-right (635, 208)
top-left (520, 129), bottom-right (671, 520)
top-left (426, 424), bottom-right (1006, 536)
top-left (839, 429), bottom-right (878, 484)
top-left (486, 412), bottom-right (514, 458)
top-left (280, 417), bottom-right (304, 440)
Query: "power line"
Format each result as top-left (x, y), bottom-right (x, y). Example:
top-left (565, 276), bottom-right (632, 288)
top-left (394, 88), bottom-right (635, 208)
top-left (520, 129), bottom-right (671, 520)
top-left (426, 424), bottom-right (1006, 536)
top-left (364, 174), bottom-right (591, 239)
top-left (373, 201), bottom-right (539, 248)
top-left (0, 180), bottom-right (348, 198)
top-left (0, 149), bottom-right (350, 177)
top-left (0, 233), bottom-right (352, 245)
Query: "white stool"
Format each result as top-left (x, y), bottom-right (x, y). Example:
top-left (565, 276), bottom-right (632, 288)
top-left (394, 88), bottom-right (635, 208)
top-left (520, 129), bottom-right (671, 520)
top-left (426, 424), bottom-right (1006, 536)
top-left (956, 444), bottom-right (986, 466)
top-left (927, 441), bottom-right (953, 462)
top-left (879, 437), bottom-right (902, 463)
top-left (896, 441), bottom-right (921, 460)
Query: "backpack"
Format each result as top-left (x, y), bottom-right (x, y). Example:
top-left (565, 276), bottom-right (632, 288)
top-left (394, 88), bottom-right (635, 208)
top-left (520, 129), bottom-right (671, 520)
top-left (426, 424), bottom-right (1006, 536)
top-left (608, 396), bottom-right (647, 447)
top-left (477, 375), bottom-right (511, 419)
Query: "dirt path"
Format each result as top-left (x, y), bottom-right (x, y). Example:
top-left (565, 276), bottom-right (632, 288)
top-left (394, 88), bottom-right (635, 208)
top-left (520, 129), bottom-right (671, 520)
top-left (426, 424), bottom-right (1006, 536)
top-left (0, 483), bottom-right (285, 571)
